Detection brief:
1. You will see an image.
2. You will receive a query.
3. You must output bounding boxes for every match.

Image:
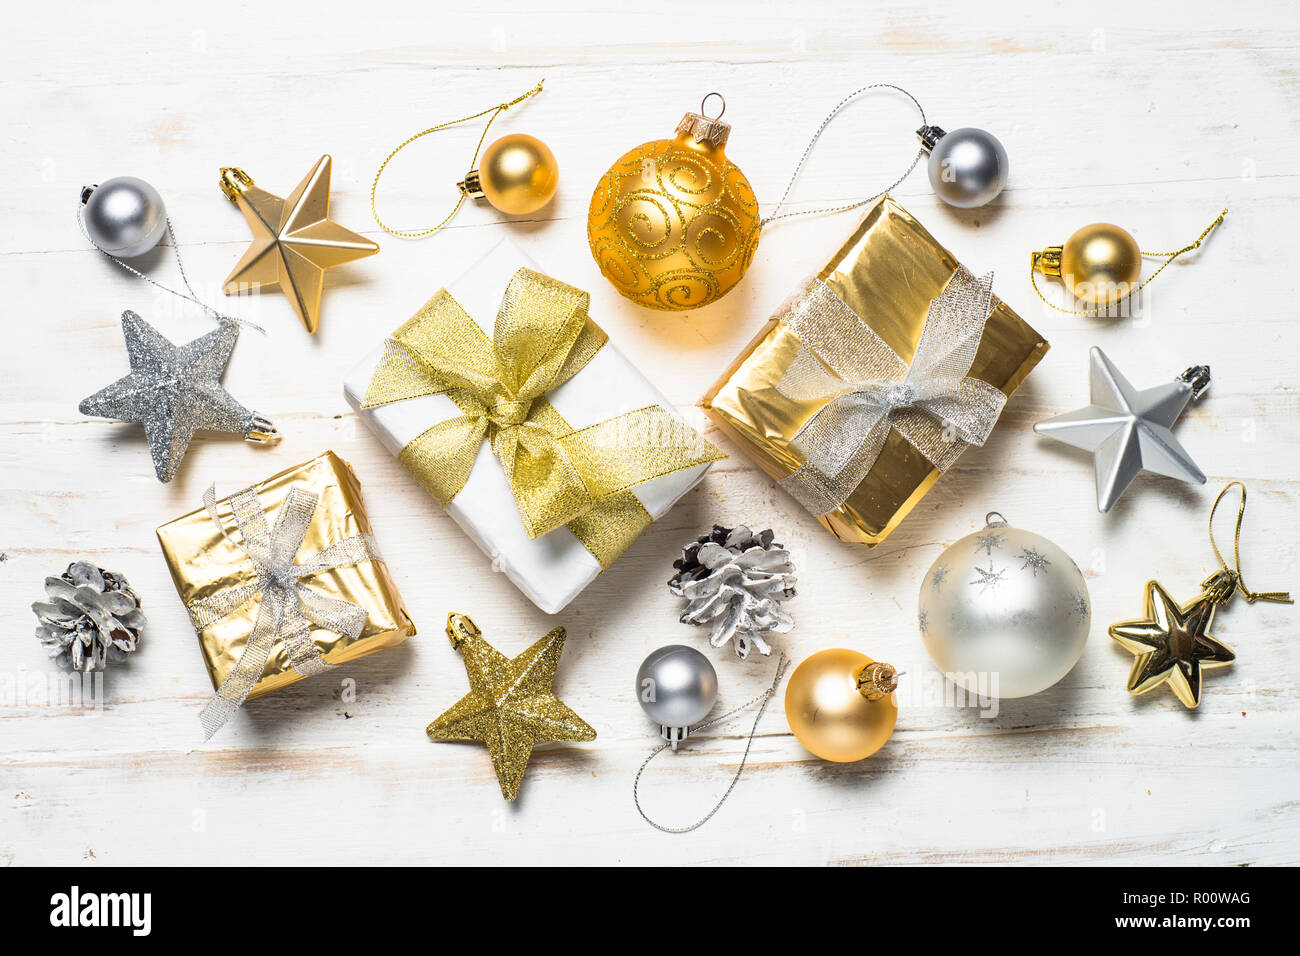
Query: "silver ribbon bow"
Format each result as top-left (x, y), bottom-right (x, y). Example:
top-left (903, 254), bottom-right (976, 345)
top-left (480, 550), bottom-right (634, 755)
top-left (188, 484), bottom-right (381, 740)
top-left (775, 266), bottom-right (1007, 516)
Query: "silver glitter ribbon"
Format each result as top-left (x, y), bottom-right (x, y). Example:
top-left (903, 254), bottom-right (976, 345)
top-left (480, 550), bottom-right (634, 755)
top-left (775, 267), bottom-right (1006, 516)
top-left (188, 484), bottom-right (380, 740)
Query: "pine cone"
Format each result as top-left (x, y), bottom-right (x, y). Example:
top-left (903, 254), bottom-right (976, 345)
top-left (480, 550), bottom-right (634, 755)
top-left (32, 562), bottom-right (145, 671)
top-left (667, 525), bottom-right (797, 659)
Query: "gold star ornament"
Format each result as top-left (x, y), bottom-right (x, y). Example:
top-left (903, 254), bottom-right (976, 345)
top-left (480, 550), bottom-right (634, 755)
top-left (1108, 482), bottom-right (1293, 710)
top-left (428, 614), bottom-right (595, 801)
top-left (1109, 579), bottom-right (1236, 709)
top-left (220, 155), bottom-right (379, 333)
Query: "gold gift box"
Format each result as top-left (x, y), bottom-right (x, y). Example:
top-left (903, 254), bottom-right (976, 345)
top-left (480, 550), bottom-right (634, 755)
top-left (701, 195), bottom-right (1049, 546)
top-left (157, 450), bottom-right (416, 700)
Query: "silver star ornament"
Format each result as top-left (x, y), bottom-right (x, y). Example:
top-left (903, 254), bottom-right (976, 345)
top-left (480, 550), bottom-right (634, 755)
top-left (1034, 346), bottom-right (1209, 512)
top-left (79, 311), bottom-right (278, 482)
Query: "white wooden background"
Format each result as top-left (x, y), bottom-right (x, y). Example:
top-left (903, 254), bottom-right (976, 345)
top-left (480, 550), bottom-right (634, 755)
top-left (2, 0), bottom-right (1297, 866)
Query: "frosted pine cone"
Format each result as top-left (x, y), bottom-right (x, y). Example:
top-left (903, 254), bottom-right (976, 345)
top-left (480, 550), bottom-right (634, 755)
top-left (668, 525), bottom-right (797, 659)
top-left (32, 562), bottom-right (145, 671)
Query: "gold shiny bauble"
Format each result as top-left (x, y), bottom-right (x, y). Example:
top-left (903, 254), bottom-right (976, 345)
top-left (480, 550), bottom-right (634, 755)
top-left (785, 648), bottom-right (898, 763)
top-left (587, 107), bottom-right (760, 311)
top-left (475, 133), bottom-right (559, 216)
top-left (1060, 222), bottom-right (1142, 306)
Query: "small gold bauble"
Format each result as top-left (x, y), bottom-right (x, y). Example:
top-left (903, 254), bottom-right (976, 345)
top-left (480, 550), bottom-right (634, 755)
top-left (785, 648), bottom-right (898, 763)
top-left (587, 104), bottom-right (760, 311)
top-left (475, 133), bottom-right (559, 216)
top-left (1060, 222), bottom-right (1141, 306)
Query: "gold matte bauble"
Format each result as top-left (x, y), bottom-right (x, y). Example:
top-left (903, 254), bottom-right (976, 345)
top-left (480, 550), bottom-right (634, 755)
top-left (587, 103), bottom-right (760, 311)
top-left (784, 648), bottom-right (898, 762)
top-left (471, 133), bottom-right (559, 216)
top-left (1059, 222), bottom-right (1141, 306)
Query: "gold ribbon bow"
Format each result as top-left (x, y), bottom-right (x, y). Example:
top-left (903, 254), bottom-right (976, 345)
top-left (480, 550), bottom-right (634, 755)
top-left (363, 268), bottom-right (722, 567)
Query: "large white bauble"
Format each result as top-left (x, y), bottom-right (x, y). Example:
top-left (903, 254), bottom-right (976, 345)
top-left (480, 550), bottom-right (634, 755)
top-left (917, 515), bottom-right (1090, 699)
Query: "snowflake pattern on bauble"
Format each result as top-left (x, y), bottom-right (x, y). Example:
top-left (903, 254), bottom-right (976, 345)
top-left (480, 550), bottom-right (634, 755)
top-left (970, 561), bottom-right (1007, 595)
top-left (1018, 547), bottom-right (1052, 576)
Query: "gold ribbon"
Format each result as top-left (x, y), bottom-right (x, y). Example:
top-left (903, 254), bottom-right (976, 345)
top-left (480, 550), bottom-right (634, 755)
top-left (363, 268), bottom-right (722, 568)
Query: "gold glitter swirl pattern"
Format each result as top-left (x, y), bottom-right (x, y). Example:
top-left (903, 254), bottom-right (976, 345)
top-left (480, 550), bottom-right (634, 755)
top-left (588, 136), bottom-right (760, 311)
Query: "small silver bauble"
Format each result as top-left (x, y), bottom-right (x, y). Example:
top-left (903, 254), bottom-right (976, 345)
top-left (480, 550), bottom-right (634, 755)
top-left (81, 176), bottom-right (167, 258)
top-left (917, 513), bottom-right (1090, 699)
top-left (918, 125), bottom-right (1009, 209)
top-left (636, 644), bottom-right (718, 749)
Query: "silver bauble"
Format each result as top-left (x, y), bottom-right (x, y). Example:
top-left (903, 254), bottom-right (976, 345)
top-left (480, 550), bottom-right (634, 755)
top-left (920, 126), bottom-right (1008, 209)
top-left (917, 515), bottom-right (1090, 699)
top-left (81, 177), bottom-right (167, 258)
top-left (636, 645), bottom-right (718, 731)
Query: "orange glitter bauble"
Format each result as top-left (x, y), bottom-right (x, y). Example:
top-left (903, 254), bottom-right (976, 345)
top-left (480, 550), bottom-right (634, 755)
top-left (587, 99), bottom-right (760, 311)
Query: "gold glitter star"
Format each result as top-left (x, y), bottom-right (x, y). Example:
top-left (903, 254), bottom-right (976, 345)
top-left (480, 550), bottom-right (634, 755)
top-left (220, 155), bottom-right (379, 333)
top-left (1109, 580), bottom-right (1235, 709)
top-left (428, 614), bottom-right (595, 801)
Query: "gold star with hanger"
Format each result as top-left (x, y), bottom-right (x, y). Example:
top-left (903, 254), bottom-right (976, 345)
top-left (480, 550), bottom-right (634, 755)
top-left (220, 155), bottom-right (379, 333)
top-left (1108, 482), bottom-right (1292, 710)
top-left (428, 614), bottom-right (596, 801)
top-left (1109, 579), bottom-right (1236, 708)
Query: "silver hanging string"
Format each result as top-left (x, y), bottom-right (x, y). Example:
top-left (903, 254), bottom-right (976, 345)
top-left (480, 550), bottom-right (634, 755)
top-left (633, 653), bottom-right (789, 834)
top-left (76, 205), bottom-right (265, 334)
top-left (762, 83), bottom-right (928, 226)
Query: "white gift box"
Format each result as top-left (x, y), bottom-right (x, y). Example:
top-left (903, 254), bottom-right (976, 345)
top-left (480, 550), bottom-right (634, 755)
top-left (343, 239), bottom-right (716, 614)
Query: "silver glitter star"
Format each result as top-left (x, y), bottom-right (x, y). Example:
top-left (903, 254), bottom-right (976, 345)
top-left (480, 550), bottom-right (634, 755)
top-left (79, 311), bottom-right (276, 482)
top-left (970, 561), bottom-right (1006, 595)
top-left (918, 609), bottom-right (929, 635)
top-left (1071, 592), bottom-right (1090, 622)
top-left (975, 533), bottom-right (1004, 555)
top-left (1034, 347), bottom-right (1207, 512)
top-left (1018, 547), bottom-right (1052, 576)
top-left (930, 564), bottom-right (950, 591)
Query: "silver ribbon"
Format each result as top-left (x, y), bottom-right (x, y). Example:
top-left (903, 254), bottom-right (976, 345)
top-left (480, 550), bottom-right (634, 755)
top-left (188, 484), bottom-right (381, 740)
top-left (775, 266), bottom-right (1006, 516)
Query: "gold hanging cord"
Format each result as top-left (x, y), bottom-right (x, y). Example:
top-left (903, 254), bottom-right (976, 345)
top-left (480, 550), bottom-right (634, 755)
top-left (1207, 481), bottom-right (1292, 605)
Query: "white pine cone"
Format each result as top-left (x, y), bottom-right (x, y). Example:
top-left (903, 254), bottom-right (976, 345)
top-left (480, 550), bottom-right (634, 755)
top-left (668, 525), bottom-right (797, 659)
top-left (32, 561), bottom-right (145, 671)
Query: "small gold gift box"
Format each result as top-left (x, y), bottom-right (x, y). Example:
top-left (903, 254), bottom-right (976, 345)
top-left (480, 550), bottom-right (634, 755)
top-left (157, 451), bottom-right (416, 704)
top-left (701, 195), bottom-right (1048, 546)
